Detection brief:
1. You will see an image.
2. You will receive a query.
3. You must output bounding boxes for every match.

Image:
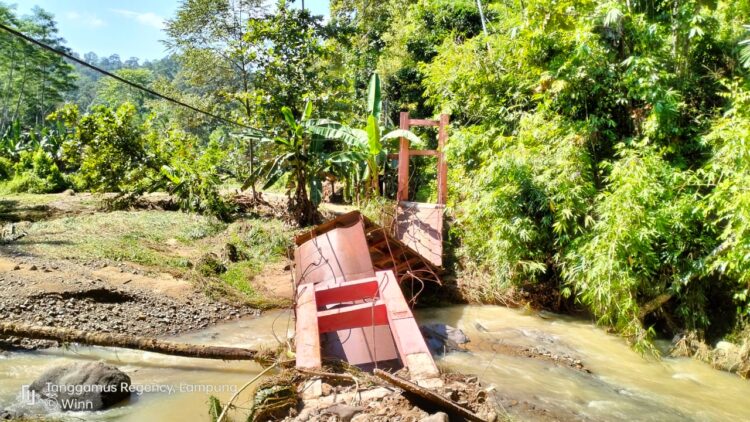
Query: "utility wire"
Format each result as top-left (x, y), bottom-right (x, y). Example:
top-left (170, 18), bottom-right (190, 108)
top-left (0, 22), bottom-right (268, 136)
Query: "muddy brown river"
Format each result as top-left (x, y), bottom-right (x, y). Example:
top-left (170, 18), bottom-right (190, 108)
top-left (1, 305), bottom-right (749, 421)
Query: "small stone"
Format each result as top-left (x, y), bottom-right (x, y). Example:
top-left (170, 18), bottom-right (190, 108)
top-left (29, 265), bottom-right (37, 271)
top-left (321, 383), bottom-right (334, 396)
top-left (12, 265), bottom-right (20, 271)
top-left (420, 412), bottom-right (449, 422)
top-left (299, 379), bottom-right (323, 400)
top-left (321, 404), bottom-right (365, 422)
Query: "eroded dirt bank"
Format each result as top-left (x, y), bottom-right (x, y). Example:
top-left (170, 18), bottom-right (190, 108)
top-left (0, 255), bottom-right (260, 350)
top-left (0, 192), bottom-right (297, 351)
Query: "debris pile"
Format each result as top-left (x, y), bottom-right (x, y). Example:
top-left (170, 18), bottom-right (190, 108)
top-left (248, 363), bottom-right (499, 422)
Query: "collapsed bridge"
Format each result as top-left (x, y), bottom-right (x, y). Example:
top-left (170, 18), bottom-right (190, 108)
top-left (292, 113), bottom-right (449, 385)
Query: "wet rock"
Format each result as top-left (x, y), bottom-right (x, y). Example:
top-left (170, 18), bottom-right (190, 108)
top-left (421, 324), bottom-right (469, 355)
top-left (30, 361), bottom-right (131, 411)
top-left (321, 383), bottom-right (334, 396)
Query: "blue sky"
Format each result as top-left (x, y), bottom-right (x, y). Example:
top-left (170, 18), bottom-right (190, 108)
top-left (15, 0), bottom-right (330, 61)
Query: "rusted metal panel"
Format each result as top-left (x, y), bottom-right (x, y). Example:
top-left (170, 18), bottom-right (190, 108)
top-left (294, 217), bottom-right (375, 286)
top-left (294, 210), bottom-right (361, 245)
top-left (315, 277), bottom-right (380, 307)
top-left (293, 211), bottom-right (441, 374)
top-left (409, 149), bottom-right (440, 156)
top-left (321, 326), bottom-right (400, 367)
top-left (318, 301), bottom-right (389, 333)
top-left (295, 284), bottom-right (321, 368)
top-left (394, 113), bottom-right (449, 205)
top-left (398, 112), bottom-right (411, 202)
top-left (395, 202), bottom-right (445, 268)
top-left (437, 114), bottom-right (449, 205)
top-left (377, 270), bottom-right (439, 381)
top-left (408, 118), bottom-right (440, 127)
top-left (296, 211), bottom-right (441, 283)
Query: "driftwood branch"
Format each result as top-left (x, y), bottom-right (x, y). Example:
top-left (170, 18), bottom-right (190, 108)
top-left (217, 362), bottom-right (280, 422)
top-left (0, 322), bottom-right (261, 361)
top-left (373, 369), bottom-right (486, 422)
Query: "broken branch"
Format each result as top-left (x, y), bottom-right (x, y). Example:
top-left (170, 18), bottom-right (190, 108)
top-left (373, 369), bottom-right (486, 422)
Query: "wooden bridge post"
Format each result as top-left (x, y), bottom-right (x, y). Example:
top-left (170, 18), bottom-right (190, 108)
top-left (437, 114), bottom-right (449, 205)
top-left (397, 111), bottom-right (411, 202)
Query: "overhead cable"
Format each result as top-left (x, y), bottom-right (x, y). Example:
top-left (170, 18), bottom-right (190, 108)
top-left (0, 22), bottom-right (268, 136)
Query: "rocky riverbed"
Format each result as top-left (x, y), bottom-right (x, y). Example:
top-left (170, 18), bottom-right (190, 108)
top-left (0, 254), bottom-right (259, 350)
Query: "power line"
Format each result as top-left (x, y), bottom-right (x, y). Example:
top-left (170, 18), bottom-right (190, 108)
top-left (0, 22), bottom-right (268, 136)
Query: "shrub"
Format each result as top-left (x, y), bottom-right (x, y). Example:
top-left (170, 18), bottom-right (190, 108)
top-left (50, 102), bottom-right (153, 192)
top-left (7, 149), bottom-right (67, 193)
top-left (0, 157), bottom-right (12, 180)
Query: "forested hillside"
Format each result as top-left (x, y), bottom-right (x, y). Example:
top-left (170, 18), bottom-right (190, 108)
top-left (3, 0), bottom-right (750, 353)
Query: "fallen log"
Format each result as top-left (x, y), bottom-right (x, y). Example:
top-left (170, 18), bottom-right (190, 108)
top-left (0, 322), bottom-right (262, 361)
top-left (638, 293), bottom-right (674, 320)
top-left (373, 369), bottom-right (486, 422)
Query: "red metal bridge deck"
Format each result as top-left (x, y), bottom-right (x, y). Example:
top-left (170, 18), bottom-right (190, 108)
top-left (293, 114), bottom-right (449, 382)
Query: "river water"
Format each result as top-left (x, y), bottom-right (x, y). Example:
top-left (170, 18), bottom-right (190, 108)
top-left (1, 305), bottom-right (749, 421)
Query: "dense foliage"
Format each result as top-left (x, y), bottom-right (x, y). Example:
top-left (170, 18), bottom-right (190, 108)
top-left (4, 0), bottom-right (750, 350)
top-left (408, 0), bottom-right (750, 348)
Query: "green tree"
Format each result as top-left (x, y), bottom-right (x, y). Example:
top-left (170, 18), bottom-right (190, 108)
top-left (0, 5), bottom-right (75, 134)
top-left (165, 0), bottom-right (265, 194)
top-left (49, 103), bottom-right (155, 192)
top-left (94, 68), bottom-right (154, 113)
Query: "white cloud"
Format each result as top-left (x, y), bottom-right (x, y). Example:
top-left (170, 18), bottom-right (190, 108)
top-left (63, 11), bottom-right (106, 28)
top-left (111, 9), bottom-right (165, 30)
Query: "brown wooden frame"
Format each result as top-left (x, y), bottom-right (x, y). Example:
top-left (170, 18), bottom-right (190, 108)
top-left (396, 112), bottom-right (449, 204)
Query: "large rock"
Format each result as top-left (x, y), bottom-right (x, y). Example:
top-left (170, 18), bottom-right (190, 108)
top-left (421, 324), bottom-right (469, 355)
top-left (30, 361), bottom-right (131, 411)
top-left (0, 408), bottom-right (23, 420)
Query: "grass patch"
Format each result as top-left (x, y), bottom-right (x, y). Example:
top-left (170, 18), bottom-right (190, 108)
top-left (0, 191), bottom-right (64, 207)
top-left (7, 198), bottom-right (295, 309)
top-left (196, 260), bottom-right (287, 309)
top-left (225, 218), bottom-right (292, 263)
top-left (219, 261), bottom-right (266, 301)
top-left (18, 210), bottom-right (226, 272)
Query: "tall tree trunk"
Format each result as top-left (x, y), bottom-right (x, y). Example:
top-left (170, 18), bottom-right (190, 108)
top-left (10, 56), bottom-right (28, 126)
top-left (0, 322), bottom-right (265, 362)
top-left (241, 70), bottom-right (258, 199)
top-left (0, 45), bottom-right (18, 130)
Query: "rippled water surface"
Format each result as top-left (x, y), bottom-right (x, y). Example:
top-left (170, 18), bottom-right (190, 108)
top-left (2, 306), bottom-right (750, 421)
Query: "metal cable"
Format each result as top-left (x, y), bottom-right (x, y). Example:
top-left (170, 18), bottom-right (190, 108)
top-left (0, 22), bottom-right (270, 137)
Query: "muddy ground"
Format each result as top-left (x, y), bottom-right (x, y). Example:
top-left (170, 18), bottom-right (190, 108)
top-left (0, 192), bottom-right (294, 351)
top-left (0, 255), bottom-right (260, 350)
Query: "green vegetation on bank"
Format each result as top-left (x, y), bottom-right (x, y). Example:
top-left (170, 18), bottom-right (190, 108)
top-left (6, 201), bottom-right (294, 308)
top-left (4, 0), bottom-right (750, 352)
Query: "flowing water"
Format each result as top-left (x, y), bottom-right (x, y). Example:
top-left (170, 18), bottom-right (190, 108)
top-left (1, 305), bottom-right (750, 421)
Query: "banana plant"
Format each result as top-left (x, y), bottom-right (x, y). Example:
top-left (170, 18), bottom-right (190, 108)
top-left (305, 73), bottom-right (424, 201)
top-left (246, 101), bottom-right (362, 225)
